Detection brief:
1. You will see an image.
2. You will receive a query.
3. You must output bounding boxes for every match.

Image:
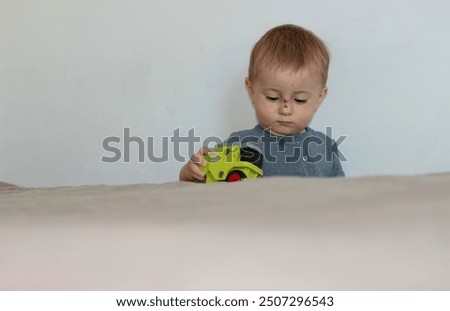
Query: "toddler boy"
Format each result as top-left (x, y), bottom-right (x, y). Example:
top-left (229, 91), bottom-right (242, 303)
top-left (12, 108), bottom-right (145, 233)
top-left (180, 24), bottom-right (344, 182)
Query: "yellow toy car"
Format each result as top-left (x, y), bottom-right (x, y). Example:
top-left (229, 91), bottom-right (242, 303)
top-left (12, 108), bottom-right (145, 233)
top-left (200, 145), bottom-right (263, 183)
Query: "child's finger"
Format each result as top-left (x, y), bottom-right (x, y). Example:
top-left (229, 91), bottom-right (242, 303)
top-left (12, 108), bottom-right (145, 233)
top-left (190, 162), bottom-right (206, 180)
top-left (190, 147), bottom-right (210, 167)
top-left (199, 147), bottom-right (211, 155)
top-left (190, 153), bottom-right (201, 163)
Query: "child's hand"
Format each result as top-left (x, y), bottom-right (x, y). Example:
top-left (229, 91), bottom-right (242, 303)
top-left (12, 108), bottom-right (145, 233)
top-left (179, 147), bottom-right (210, 182)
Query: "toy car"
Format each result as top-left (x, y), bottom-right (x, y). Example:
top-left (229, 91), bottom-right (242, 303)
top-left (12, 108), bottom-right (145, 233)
top-left (200, 145), bottom-right (263, 183)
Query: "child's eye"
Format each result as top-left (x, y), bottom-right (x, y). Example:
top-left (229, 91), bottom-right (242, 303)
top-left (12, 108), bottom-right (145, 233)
top-left (294, 99), bottom-right (307, 104)
top-left (266, 96), bottom-right (279, 101)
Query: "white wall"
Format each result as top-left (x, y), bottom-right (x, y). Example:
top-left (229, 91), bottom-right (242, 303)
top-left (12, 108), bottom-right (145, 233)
top-left (1, 0), bottom-right (450, 186)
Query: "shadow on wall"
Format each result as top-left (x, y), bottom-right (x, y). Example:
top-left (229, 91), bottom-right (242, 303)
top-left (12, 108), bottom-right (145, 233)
top-left (223, 68), bottom-right (256, 135)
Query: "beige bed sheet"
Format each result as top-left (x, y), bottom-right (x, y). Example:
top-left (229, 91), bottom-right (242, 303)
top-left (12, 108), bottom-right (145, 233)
top-left (1, 174), bottom-right (449, 290)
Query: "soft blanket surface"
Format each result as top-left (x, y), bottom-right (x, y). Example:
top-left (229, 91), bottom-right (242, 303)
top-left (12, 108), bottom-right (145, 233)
top-left (1, 174), bottom-right (449, 290)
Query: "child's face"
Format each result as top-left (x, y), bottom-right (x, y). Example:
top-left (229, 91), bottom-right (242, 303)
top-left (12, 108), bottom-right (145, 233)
top-left (245, 67), bottom-right (328, 136)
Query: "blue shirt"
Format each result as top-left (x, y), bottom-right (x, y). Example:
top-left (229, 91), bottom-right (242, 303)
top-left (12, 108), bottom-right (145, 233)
top-left (224, 124), bottom-right (345, 177)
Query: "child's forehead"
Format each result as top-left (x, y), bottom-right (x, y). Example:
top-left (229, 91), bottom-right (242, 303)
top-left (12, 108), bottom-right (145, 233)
top-left (254, 64), bottom-right (323, 85)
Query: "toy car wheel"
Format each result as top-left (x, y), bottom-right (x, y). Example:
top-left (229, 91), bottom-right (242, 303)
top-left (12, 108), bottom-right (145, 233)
top-left (226, 170), bottom-right (246, 182)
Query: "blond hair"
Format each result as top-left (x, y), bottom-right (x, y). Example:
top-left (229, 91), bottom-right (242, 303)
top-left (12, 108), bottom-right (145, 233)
top-left (248, 24), bottom-right (330, 85)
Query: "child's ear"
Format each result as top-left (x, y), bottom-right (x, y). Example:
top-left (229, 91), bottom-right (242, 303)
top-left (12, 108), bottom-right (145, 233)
top-left (245, 77), bottom-right (256, 106)
top-left (245, 77), bottom-right (254, 96)
top-left (316, 86), bottom-right (328, 109)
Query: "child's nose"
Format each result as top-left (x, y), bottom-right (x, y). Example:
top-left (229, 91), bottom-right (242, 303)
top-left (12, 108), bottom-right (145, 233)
top-left (278, 99), bottom-right (293, 115)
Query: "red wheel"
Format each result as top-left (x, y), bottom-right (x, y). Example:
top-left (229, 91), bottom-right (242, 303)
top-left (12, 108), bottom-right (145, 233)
top-left (226, 171), bottom-right (245, 182)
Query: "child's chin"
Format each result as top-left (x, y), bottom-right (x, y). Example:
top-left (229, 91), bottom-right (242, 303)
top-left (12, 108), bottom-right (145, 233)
top-left (271, 124), bottom-right (302, 136)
